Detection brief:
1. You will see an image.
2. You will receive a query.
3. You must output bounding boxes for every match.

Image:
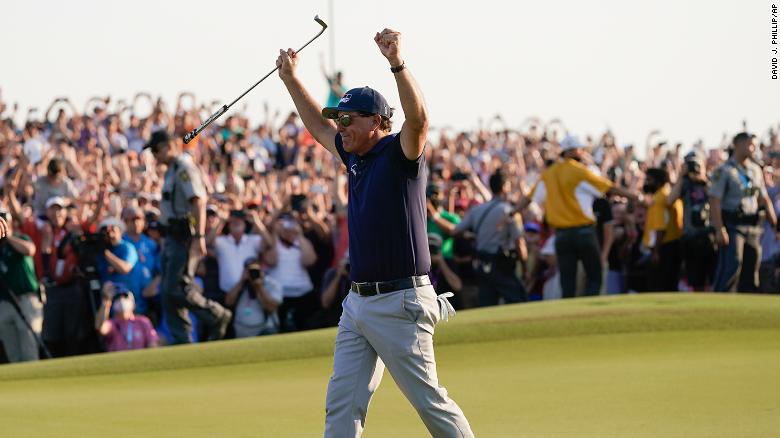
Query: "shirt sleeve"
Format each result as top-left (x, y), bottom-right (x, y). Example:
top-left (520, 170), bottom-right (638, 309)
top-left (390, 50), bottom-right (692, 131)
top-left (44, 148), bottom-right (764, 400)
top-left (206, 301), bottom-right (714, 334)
top-left (453, 208), bottom-right (474, 233)
top-left (265, 277), bottom-right (284, 304)
top-left (179, 165), bottom-right (206, 200)
top-left (117, 242), bottom-right (139, 268)
top-left (143, 318), bottom-right (158, 347)
top-left (530, 180), bottom-right (546, 205)
top-left (391, 133), bottom-right (426, 178)
top-left (708, 166), bottom-right (728, 199)
top-left (580, 167), bottom-right (613, 194)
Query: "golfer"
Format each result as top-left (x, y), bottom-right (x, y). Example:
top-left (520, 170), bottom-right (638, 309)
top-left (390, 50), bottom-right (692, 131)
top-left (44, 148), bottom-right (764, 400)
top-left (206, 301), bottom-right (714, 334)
top-left (277, 29), bottom-right (474, 437)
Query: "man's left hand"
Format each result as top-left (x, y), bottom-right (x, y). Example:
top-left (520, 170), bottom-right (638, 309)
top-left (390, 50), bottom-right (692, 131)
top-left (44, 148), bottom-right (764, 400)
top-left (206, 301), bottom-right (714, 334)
top-left (374, 29), bottom-right (403, 66)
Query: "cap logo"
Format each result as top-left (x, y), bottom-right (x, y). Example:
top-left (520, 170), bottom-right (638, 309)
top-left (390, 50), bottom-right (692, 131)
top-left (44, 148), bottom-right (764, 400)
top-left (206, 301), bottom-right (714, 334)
top-left (339, 94), bottom-right (352, 104)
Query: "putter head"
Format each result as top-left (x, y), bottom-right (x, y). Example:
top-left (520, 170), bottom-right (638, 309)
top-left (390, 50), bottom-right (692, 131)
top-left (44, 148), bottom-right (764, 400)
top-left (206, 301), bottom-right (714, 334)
top-left (314, 15), bottom-right (327, 30)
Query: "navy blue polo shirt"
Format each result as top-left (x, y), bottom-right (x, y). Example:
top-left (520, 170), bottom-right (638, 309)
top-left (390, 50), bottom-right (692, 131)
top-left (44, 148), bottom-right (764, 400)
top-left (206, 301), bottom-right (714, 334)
top-left (335, 132), bottom-right (430, 282)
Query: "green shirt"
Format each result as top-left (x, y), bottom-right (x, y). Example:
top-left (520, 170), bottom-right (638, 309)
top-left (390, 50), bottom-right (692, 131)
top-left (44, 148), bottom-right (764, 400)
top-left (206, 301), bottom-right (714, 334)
top-left (0, 233), bottom-right (39, 299)
top-left (427, 210), bottom-right (461, 259)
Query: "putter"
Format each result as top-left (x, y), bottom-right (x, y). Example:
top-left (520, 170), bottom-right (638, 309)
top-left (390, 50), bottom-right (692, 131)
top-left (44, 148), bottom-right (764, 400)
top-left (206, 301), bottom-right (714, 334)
top-left (183, 15), bottom-right (328, 144)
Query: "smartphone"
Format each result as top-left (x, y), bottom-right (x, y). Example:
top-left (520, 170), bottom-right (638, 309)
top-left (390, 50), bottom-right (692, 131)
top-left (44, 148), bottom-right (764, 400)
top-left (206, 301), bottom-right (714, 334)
top-left (291, 194), bottom-right (307, 211)
top-left (451, 172), bottom-right (469, 182)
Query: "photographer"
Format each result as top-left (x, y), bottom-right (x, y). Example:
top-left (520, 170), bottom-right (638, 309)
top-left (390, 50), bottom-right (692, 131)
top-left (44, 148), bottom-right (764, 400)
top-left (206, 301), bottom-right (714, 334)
top-left (224, 258), bottom-right (283, 337)
top-left (95, 282), bottom-right (158, 352)
top-left (29, 198), bottom-right (88, 358)
top-left (95, 217), bottom-right (138, 293)
top-left (0, 209), bottom-right (42, 362)
top-left (668, 152), bottom-right (716, 290)
top-left (453, 171), bottom-right (527, 306)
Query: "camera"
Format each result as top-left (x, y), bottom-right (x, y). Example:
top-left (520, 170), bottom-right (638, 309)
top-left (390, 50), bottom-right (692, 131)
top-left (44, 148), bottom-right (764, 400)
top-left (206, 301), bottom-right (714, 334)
top-left (451, 172), bottom-right (469, 182)
top-left (429, 243), bottom-right (442, 256)
top-left (685, 159), bottom-right (701, 174)
top-left (248, 267), bottom-right (262, 280)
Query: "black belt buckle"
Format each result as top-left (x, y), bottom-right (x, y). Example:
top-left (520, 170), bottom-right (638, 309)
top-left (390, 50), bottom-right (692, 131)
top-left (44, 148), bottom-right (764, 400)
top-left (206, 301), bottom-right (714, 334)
top-left (351, 275), bottom-right (430, 297)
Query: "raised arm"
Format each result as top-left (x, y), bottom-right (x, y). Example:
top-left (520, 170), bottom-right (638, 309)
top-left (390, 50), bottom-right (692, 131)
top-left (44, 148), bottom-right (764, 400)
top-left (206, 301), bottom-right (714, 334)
top-left (276, 49), bottom-right (339, 157)
top-left (374, 29), bottom-right (429, 160)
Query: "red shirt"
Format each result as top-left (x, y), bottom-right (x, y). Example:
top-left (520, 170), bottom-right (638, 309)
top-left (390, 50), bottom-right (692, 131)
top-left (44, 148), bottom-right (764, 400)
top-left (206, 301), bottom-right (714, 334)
top-left (103, 316), bottom-right (158, 352)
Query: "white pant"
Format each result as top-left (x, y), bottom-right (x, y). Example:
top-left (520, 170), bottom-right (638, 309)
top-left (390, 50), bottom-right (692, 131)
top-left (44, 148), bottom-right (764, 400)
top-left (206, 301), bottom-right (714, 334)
top-left (0, 295), bottom-right (42, 363)
top-left (324, 285), bottom-right (474, 437)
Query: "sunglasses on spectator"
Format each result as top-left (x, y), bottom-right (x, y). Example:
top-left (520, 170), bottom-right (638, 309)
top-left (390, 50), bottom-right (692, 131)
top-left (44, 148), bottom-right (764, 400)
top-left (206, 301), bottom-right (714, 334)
top-left (335, 113), bottom-right (375, 128)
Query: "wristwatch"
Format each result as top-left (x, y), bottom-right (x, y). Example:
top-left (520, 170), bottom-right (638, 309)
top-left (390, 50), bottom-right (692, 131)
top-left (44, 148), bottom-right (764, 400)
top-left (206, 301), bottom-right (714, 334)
top-left (390, 62), bottom-right (406, 73)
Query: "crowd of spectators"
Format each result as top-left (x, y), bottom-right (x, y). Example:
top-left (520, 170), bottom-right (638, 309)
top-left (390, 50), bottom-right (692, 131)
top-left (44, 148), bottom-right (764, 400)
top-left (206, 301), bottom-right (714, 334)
top-left (0, 87), bottom-right (779, 363)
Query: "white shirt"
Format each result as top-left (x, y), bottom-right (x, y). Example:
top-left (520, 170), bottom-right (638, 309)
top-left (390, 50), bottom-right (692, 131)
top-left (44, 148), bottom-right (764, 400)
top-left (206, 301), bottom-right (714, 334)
top-left (233, 276), bottom-right (284, 336)
top-left (267, 240), bottom-right (313, 298)
top-left (215, 233), bottom-right (263, 292)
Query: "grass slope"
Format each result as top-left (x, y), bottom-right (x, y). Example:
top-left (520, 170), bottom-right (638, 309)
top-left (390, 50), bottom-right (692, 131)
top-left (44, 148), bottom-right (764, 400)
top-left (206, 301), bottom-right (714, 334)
top-left (1, 293), bottom-right (779, 437)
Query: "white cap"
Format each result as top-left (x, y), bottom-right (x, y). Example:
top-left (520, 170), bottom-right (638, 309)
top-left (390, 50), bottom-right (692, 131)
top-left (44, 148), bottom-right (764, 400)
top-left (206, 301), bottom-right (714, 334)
top-left (45, 196), bottom-right (70, 209)
top-left (560, 135), bottom-right (584, 152)
top-left (99, 216), bottom-right (126, 233)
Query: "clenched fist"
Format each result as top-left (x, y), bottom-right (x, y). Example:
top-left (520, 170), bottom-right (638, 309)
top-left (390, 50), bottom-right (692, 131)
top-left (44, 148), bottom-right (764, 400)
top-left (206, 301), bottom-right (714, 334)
top-left (0, 216), bottom-right (7, 239)
top-left (374, 28), bottom-right (403, 67)
top-left (276, 48), bottom-right (299, 82)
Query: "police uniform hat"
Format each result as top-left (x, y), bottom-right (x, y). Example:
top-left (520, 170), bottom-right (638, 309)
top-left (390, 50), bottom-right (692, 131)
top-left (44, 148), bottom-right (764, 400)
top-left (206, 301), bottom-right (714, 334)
top-left (143, 130), bottom-right (173, 150)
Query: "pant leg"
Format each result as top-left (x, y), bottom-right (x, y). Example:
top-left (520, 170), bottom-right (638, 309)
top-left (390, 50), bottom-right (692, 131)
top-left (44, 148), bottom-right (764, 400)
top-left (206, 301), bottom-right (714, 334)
top-left (713, 226), bottom-right (743, 292)
top-left (492, 271), bottom-right (526, 303)
top-left (0, 301), bottom-right (23, 362)
top-left (324, 293), bottom-right (385, 438)
top-left (660, 240), bottom-right (682, 292)
top-left (555, 231), bottom-right (579, 298)
top-left (160, 238), bottom-right (194, 344)
top-left (577, 227), bottom-right (603, 296)
top-left (737, 227), bottom-right (762, 292)
top-left (476, 270), bottom-right (500, 307)
top-left (361, 286), bottom-right (474, 438)
top-left (15, 294), bottom-right (42, 362)
top-left (606, 270), bottom-right (624, 294)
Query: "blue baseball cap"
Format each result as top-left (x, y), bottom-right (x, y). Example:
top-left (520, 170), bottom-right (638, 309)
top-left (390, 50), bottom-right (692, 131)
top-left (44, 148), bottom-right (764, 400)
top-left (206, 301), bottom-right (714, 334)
top-left (322, 87), bottom-right (393, 120)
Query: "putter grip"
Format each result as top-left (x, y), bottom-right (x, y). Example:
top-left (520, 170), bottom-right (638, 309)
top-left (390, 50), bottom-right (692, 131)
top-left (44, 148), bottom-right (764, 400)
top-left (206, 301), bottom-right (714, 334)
top-left (183, 105), bottom-right (228, 144)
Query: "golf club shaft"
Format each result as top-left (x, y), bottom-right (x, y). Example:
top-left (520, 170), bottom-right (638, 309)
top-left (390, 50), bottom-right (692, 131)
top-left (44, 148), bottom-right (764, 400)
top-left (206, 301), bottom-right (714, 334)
top-left (184, 15), bottom-right (328, 144)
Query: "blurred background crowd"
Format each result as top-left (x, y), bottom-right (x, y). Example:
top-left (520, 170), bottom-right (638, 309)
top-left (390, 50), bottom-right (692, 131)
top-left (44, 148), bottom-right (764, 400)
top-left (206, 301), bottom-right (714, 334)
top-left (1, 85), bottom-right (779, 364)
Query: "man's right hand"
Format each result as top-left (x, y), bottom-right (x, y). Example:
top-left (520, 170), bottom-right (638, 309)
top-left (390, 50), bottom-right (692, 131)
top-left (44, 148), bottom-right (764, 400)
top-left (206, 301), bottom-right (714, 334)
top-left (0, 216), bottom-right (7, 239)
top-left (101, 282), bottom-right (116, 301)
top-left (276, 48), bottom-right (298, 82)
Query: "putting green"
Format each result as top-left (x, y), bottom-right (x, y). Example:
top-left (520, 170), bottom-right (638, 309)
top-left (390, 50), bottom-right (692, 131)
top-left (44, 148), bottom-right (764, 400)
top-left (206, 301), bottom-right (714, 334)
top-left (1, 293), bottom-right (779, 437)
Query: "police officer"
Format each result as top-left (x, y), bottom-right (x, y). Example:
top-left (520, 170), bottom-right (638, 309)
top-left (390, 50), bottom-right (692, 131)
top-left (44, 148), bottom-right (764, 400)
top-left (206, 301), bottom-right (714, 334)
top-left (709, 132), bottom-right (778, 292)
top-left (453, 170), bottom-right (527, 306)
top-left (144, 131), bottom-right (231, 344)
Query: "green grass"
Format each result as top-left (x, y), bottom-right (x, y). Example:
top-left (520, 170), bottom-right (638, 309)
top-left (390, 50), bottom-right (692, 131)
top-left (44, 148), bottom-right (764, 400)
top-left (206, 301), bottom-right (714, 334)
top-left (1, 293), bottom-right (779, 437)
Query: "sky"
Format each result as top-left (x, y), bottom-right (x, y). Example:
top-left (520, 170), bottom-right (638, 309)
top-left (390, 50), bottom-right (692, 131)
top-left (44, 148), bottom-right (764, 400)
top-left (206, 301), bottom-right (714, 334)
top-left (2, 0), bottom-right (778, 154)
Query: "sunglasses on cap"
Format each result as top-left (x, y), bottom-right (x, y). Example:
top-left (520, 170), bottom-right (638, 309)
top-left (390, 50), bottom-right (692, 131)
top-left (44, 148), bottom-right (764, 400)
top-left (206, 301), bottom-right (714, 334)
top-left (335, 113), bottom-right (375, 128)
